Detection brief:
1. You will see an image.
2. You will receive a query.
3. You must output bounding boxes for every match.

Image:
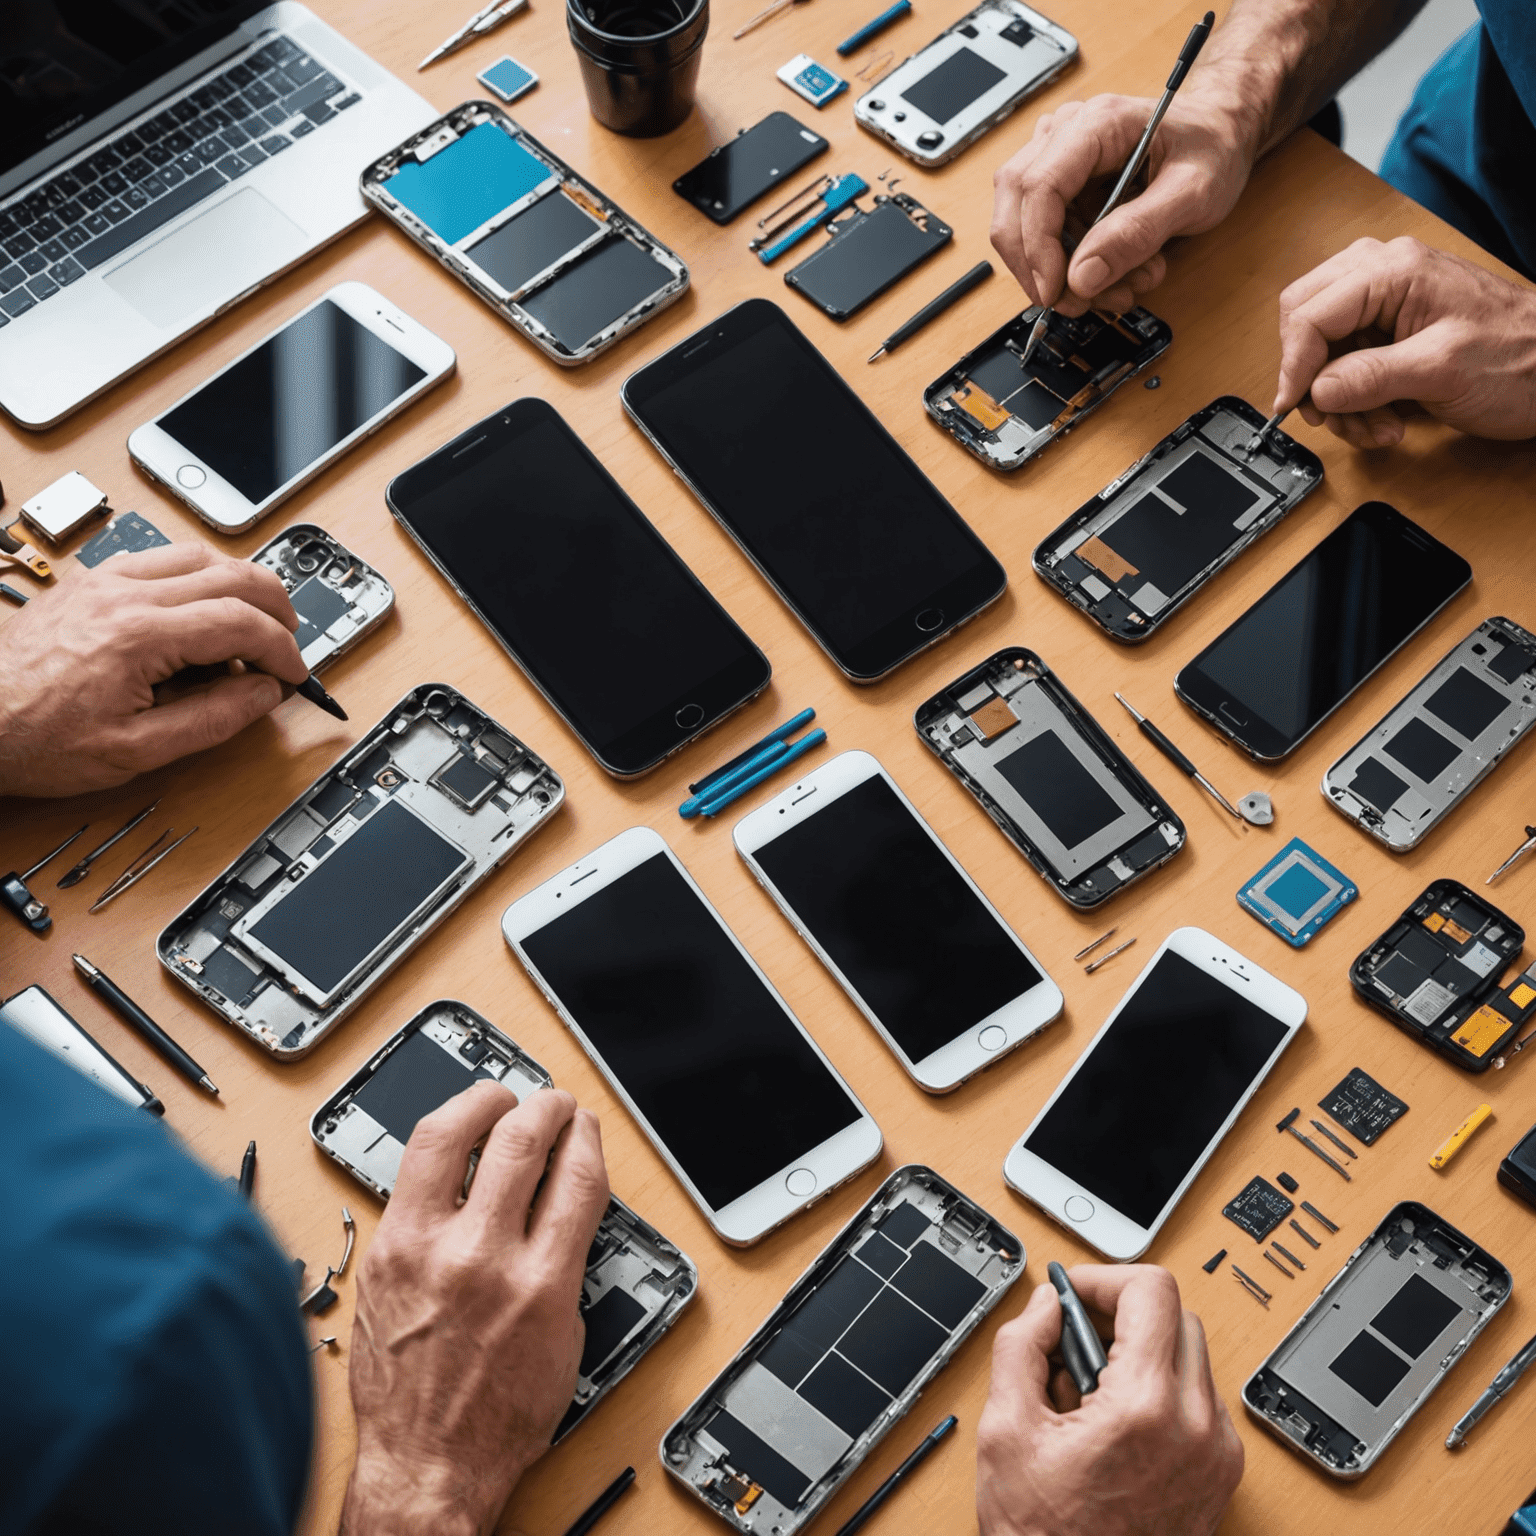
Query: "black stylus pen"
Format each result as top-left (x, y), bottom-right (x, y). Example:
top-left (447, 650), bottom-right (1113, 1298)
top-left (73, 953), bottom-right (218, 1095)
top-left (561, 1465), bottom-right (635, 1536)
top-left (834, 1415), bottom-right (956, 1536)
top-left (1049, 1261), bottom-right (1109, 1394)
top-left (238, 1140), bottom-right (257, 1200)
top-left (869, 261), bottom-right (993, 360)
top-left (295, 674), bottom-right (348, 721)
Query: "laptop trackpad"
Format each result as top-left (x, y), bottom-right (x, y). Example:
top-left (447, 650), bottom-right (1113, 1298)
top-left (104, 189), bottom-right (307, 328)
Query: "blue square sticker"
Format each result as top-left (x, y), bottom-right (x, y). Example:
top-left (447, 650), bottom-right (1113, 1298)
top-left (1238, 836), bottom-right (1357, 948)
top-left (478, 56), bottom-right (538, 104)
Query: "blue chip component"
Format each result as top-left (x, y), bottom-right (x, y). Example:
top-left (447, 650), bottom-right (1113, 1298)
top-left (777, 53), bottom-right (849, 108)
top-left (478, 55), bottom-right (539, 105)
top-left (382, 121), bottom-right (553, 244)
top-left (1238, 836), bottom-right (1358, 948)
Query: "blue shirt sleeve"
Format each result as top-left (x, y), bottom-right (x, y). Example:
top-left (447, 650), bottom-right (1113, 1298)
top-left (0, 1019), bottom-right (313, 1536)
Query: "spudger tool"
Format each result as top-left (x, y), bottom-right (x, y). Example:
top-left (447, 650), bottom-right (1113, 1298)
top-left (1114, 693), bottom-right (1271, 825)
top-left (1447, 1328), bottom-right (1536, 1448)
top-left (2, 824), bottom-right (87, 932)
top-left (836, 0), bottom-right (911, 57)
top-left (752, 174), bottom-right (868, 262)
top-left (57, 800), bottom-right (160, 888)
top-left (869, 261), bottom-right (993, 360)
top-left (563, 1465), bottom-right (637, 1536)
top-left (735, 0), bottom-right (812, 40)
top-left (1278, 1107), bottom-right (1351, 1180)
top-left (1049, 1262), bottom-right (1109, 1394)
top-left (90, 826), bottom-right (199, 912)
top-left (691, 726), bottom-right (828, 818)
top-left (1019, 9), bottom-right (1214, 368)
top-left (833, 1415), bottom-right (956, 1536)
top-left (1489, 824), bottom-right (1536, 884)
top-left (1245, 406), bottom-right (1291, 456)
top-left (419, 0), bottom-right (528, 68)
top-left (684, 709), bottom-right (815, 802)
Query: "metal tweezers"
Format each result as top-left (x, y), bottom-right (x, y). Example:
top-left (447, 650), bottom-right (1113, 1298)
top-left (90, 826), bottom-right (199, 912)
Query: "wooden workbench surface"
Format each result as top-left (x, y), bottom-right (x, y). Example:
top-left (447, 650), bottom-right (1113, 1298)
top-left (5, 0), bottom-right (1536, 1530)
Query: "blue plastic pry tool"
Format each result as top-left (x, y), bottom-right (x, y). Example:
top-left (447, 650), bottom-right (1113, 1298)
top-left (680, 709), bottom-right (816, 817)
top-left (753, 174), bottom-right (867, 263)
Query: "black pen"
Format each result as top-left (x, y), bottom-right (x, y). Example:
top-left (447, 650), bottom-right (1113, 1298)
top-left (295, 673), bottom-right (348, 721)
top-left (869, 261), bottom-right (993, 360)
top-left (239, 1140), bottom-right (257, 1200)
top-left (834, 1415), bottom-right (956, 1536)
top-left (1049, 1261), bottom-right (1109, 1394)
top-left (72, 953), bottom-right (219, 1095)
top-left (562, 1465), bottom-right (635, 1536)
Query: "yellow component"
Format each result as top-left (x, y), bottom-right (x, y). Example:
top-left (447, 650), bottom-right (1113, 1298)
top-left (1430, 1102), bottom-right (1493, 1169)
top-left (1510, 982), bottom-right (1536, 1010)
top-left (953, 380), bottom-right (1010, 431)
top-left (1444, 919), bottom-right (1473, 944)
top-left (1078, 535), bottom-right (1139, 584)
top-left (1424, 912), bottom-right (1446, 932)
top-left (734, 1484), bottom-right (764, 1516)
top-left (969, 696), bottom-right (1016, 741)
top-left (1453, 1006), bottom-right (1513, 1057)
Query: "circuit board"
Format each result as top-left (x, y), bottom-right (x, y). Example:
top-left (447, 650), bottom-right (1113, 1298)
top-left (1223, 1176), bottom-right (1294, 1242)
top-left (1237, 837), bottom-right (1357, 948)
top-left (1320, 1068), bottom-right (1409, 1146)
top-left (76, 510), bottom-right (170, 567)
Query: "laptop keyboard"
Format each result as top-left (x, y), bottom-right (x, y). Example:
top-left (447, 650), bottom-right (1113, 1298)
top-left (0, 35), bottom-right (361, 327)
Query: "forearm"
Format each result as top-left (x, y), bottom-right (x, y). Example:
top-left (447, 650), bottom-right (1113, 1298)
top-left (1183, 0), bottom-right (1430, 160)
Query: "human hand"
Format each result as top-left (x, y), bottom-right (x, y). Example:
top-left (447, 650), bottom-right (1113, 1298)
top-left (341, 1083), bottom-right (610, 1536)
top-left (990, 92), bottom-right (1254, 316)
top-left (1276, 236), bottom-right (1536, 446)
top-left (976, 1264), bottom-right (1243, 1536)
top-left (0, 543), bottom-right (307, 797)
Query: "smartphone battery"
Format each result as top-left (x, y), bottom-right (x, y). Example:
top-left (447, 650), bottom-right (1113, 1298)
top-left (250, 524), bottom-right (393, 674)
top-left (1243, 1202), bottom-right (1510, 1477)
top-left (362, 103), bottom-right (687, 365)
top-left (784, 193), bottom-right (951, 320)
top-left (1324, 617), bottom-right (1536, 851)
top-left (312, 1000), bottom-right (698, 1440)
top-left (157, 685), bottom-right (564, 1058)
top-left (662, 1165), bottom-right (1022, 1532)
top-left (925, 304), bottom-right (1170, 471)
top-left (1034, 397), bottom-right (1324, 640)
top-left (914, 647), bottom-right (1185, 908)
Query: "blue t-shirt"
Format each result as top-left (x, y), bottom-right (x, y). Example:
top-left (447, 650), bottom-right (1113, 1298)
top-left (0, 1021), bottom-right (312, 1536)
top-left (1381, 1), bottom-right (1536, 279)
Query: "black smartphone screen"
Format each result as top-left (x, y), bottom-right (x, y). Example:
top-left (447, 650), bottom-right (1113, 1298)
top-left (623, 300), bottom-right (1006, 679)
top-left (1176, 501), bottom-right (1471, 759)
top-left (1024, 950), bottom-right (1289, 1228)
top-left (386, 400), bottom-right (769, 776)
top-left (750, 771), bottom-right (1042, 1065)
top-left (672, 112), bottom-right (828, 224)
top-left (519, 851), bottom-right (864, 1211)
top-left (160, 300), bottom-right (426, 503)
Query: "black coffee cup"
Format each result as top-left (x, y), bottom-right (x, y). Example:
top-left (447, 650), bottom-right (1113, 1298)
top-left (567, 0), bottom-right (708, 137)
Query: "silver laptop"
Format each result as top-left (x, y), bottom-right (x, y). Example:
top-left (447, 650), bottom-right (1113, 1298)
top-left (0, 1), bottom-right (436, 430)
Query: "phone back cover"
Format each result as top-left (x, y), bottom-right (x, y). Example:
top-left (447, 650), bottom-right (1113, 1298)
top-left (785, 196), bottom-right (952, 320)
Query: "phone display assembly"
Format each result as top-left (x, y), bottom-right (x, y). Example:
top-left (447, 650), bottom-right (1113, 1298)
top-left (1033, 397), bottom-right (1325, 639)
top-left (853, 0), bottom-right (1077, 167)
top-left (502, 826), bottom-right (882, 1245)
top-left (913, 648), bottom-right (1185, 909)
top-left (621, 300), bottom-right (1006, 681)
top-left (387, 399), bottom-right (770, 778)
top-left (1349, 879), bottom-right (1533, 1072)
top-left (311, 999), bottom-right (697, 1441)
top-left (673, 112), bottom-right (829, 224)
top-left (1243, 1202), bottom-right (1510, 1477)
top-left (128, 283), bottom-right (455, 534)
top-left (733, 751), bottom-right (1062, 1092)
top-left (1323, 617), bottom-right (1536, 851)
top-left (362, 102), bottom-right (688, 366)
top-left (158, 686), bottom-right (563, 1060)
top-left (662, 1165), bottom-right (1022, 1532)
top-left (1003, 928), bottom-right (1306, 1260)
top-left (1497, 1123), bottom-right (1536, 1208)
top-left (0, 985), bottom-right (161, 1113)
top-left (783, 193), bottom-right (951, 321)
top-left (925, 306), bottom-right (1170, 472)
top-left (249, 526), bottom-right (393, 676)
top-left (1174, 502), bottom-right (1472, 762)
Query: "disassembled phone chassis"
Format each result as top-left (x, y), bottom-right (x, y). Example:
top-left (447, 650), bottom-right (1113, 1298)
top-left (1244, 1202), bottom-right (1509, 1477)
top-left (250, 524), bottom-right (393, 674)
top-left (158, 685), bottom-right (563, 1058)
top-left (663, 1166), bottom-right (1022, 1533)
top-left (312, 1000), bottom-right (697, 1440)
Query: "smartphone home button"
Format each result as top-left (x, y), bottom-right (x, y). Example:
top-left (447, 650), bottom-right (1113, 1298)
top-left (977, 1024), bottom-right (1007, 1052)
top-left (1063, 1195), bottom-right (1095, 1223)
top-left (674, 702), bottom-right (705, 729)
top-left (785, 1167), bottom-right (817, 1198)
top-left (176, 464), bottom-right (206, 489)
top-left (914, 607), bottom-right (945, 633)
top-left (1218, 701), bottom-right (1248, 727)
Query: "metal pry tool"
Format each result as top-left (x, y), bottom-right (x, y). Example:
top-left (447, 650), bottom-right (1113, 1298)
top-left (1115, 693), bottom-right (1272, 825)
top-left (3, 825), bottom-right (88, 932)
top-left (1278, 1107), bottom-right (1351, 1180)
top-left (418, 0), bottom-right (528, 68)
top-left (301, 1207), bottom-right (357, 1315)
top-left (751, 173), bottom-right (868, 263)
top-left (1489, 824), bottom-right (1536, 884)
top-left (57, 800), bottom-right (160, 888)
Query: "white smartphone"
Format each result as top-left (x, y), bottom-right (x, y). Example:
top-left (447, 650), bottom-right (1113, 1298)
top-left (502, 826), bottom-right (883, 1245)
top-left (733, 750), bottom-right (1063, 1093)
top-left (1003, 927), bottom-right (1306, 1261)
top-left (128, 282), bottom-right (455, 533)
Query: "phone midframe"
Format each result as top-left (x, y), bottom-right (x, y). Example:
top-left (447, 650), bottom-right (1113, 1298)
top-left (157, 685), bottom-right (564, 1059)
top-left (127, 282), bottom-right (454, 533)
top-left (309, 999), bottom-right (698, 1441)
top-left (733, 750), bottom-right (1062, 1092)
top-left (1003, 928), bottom-right (1306, 1260)
top-left (501, 826), bottom-right (882, 1245)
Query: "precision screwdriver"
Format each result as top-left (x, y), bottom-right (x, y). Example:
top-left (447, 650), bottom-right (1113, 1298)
top-left (1114, 693), bottom-right (1245, 821)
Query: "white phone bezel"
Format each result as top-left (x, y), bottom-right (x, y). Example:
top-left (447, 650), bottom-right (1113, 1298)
top-left (501, 825), bottom-right (883, 1246)
top-left (1003, 926), bottom-right (1307, 1261)
top-left (732, 749), bottom-right (1063, 1093)
top-left (127, 281), bottom-right (456, 535)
